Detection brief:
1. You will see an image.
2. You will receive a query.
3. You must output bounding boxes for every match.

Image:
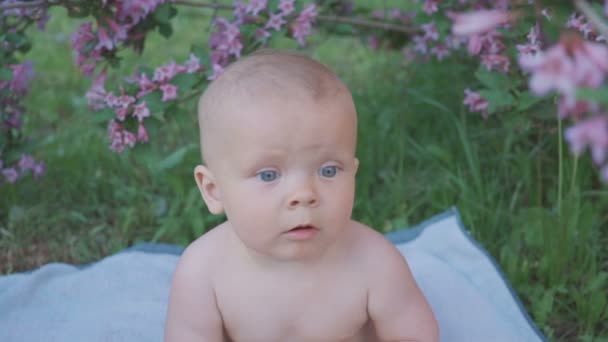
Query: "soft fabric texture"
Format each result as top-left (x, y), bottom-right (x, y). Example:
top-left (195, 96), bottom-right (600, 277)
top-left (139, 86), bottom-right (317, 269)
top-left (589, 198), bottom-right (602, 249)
top-left (0, 208), bottom-right (545, 342)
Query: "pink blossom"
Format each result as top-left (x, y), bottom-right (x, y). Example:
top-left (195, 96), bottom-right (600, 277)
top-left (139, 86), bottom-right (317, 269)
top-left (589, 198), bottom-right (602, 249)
top-left (266, 13), bottom-right (286, 31)
top-left (480, 54), bottom-right (510, 73)
top-left (133, 101), bottom-right (150, 121)
top-left (184, 53), bottom-right (201, 73)
top-left (246, 0), bottom-right (267, 16)
top-left (9, 61), bottom-right (34, 95)
top-left (413, 35), bottom-right (428, 54)
top-left (136, 72), bottom-right (157, 98)
top-left (116, 94), bottom-right (136, 109)
top-left (18, 154), bottom-right (35, 171)
top-left (519, 33), bottom-right (608, 118)
top-left (95, 25), bottom-right (115, 51)
top-left (279, 0), bottom-right (295, 16)
top-left (564, 115), bottom-right (608, 165)
top-left (431, 44), bottom-right (450, 61)
top-left (256, 28), bottom-right (271, 42)
top-left (154, 61), bottom-right (185, 83)
top-left (137, 122), bottom-right (149, 142)
top-left (422, 22), bottom-right (439, 41)
top-left (115, 107), bottom-right (130, 121)
top-left (291, 4), bottom-right (318, 45)
top-left (2, 168), bottom-right (19, 184)
top-left (233, 0), bottom-right (247, 21)
top-left (105, 17), bottom-right (128, 41)
top-left (160, 84), bottom-right (178, 102)
top-left (108, 120), bottom-right (137, 153)
top-left (450, 10), bottom-right (511, 37)
top-left (423, 0), bottom-right (439, 15)
top-left (32, 161), bottom-right (46, 179)
top-left (86, 69), bottom-right (108, 110)
top-left (208, 63), bottom-right (224, 81)
top-left (463, 88), bottom-right (489, 118)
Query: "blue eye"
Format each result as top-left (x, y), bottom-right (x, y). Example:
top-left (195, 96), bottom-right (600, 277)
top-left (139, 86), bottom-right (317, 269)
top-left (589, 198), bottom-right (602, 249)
top-left (319, 165), bottom-right (338, 178)
top-left (257, 170), bottom-right (279, 182)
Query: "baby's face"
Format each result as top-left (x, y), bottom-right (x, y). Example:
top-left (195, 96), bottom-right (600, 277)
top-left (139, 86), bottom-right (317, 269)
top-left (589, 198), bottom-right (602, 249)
top-left (207, 93), bottom-right (358, 261)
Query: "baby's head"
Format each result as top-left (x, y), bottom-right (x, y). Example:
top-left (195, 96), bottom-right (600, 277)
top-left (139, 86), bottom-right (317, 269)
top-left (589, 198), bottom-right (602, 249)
top-left (195, 50), bottom-right (359, 261)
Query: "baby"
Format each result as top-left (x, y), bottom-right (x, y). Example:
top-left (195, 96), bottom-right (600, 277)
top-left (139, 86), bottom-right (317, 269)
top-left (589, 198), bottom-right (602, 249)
top-left (164, 50), bottom-right (438, 342)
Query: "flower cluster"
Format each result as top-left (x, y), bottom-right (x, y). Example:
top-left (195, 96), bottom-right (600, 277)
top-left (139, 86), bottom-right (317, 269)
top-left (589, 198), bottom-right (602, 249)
top-left (70, 0), bottom-right (172, 76)
top-left (87, 53), bottom-right (202, 152)
top-left (207, 0), bottom-right (317, 80)
top-left (0, 154), bottom-right (46, 185)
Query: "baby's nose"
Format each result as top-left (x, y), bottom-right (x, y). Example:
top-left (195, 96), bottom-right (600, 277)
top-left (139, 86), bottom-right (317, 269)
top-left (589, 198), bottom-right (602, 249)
top-left (287, 183), bottom-right (318, 209)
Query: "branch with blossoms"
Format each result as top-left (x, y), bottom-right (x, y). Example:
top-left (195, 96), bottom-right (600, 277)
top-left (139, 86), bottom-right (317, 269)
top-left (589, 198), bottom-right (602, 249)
top-left (400, 0), bottom-right (608, 182)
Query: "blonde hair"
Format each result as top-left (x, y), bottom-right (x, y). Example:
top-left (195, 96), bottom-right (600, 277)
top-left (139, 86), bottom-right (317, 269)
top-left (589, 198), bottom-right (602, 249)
top-left (197, 49), bottom-right (353, 164)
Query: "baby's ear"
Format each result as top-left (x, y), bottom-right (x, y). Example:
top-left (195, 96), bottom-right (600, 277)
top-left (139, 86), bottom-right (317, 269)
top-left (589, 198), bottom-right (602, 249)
top-left (194, 165), bottom-right (224, 214)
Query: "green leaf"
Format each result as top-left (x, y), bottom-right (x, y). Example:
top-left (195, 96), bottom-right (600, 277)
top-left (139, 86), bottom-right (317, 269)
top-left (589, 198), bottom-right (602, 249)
top-left (478, 89), bottom-right (515, 114)
top-left (154, 3), bottom-right (172, 23)
top-left (576, 87), bottom-right (608, 106)
top-left (475, 68), bottom-right (511, 90)
top-left (517, 91), bottom-right (544, 111)
top-left (158, 23), bottom-right (173, 39)
top-left (0, 68), bottom-right (13, 81)
top-left (154, 144), bottom-right (197, 172)
top-left (141, 90), bottom-right (169, 115)
top-left (171, 73), bottom-right (198, 91)
top-left (91, 108), bottom-right (115, 124)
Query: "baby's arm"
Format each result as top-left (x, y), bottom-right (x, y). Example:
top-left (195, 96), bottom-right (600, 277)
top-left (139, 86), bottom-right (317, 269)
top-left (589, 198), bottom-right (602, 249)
top-left (164, 245), bottom-right (224, 342)
top-left (366, 235), bottom-right (439, 342)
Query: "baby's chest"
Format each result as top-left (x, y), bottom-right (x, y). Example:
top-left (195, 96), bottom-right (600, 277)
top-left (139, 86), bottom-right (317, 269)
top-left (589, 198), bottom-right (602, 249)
top-left (215, 275), bottom-right (370, 342)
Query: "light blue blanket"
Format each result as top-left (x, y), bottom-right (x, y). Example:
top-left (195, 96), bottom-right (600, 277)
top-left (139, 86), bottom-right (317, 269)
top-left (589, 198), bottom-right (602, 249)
top-left (0, 208), bottom-right (546, 341)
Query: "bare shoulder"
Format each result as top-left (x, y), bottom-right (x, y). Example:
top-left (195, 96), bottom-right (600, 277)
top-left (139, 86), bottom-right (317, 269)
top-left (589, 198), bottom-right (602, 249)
top-left (164, 223), bottom-right (229, 342)
top-left (177, 222), bottom-right (230, 273)
top-left (348, 220), bottom-right (404, 266)
top-left (349, 221), bottom-right (439, 341)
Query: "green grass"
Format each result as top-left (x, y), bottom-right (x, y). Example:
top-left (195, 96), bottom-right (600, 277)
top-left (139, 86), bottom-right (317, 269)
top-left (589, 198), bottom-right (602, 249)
top-left (1, 5), bottom-right (608, 342)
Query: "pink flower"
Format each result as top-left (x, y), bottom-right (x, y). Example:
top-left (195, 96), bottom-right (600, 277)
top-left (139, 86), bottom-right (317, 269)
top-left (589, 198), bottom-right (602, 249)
top-left (86, 69), bottom-right (108, 110)
top-left (519, 33), bottom-right (608, 118)
top-left (154, 61), bottom-right (185, 83)
top-left (208, 63), bottom-right (224, 81)
top-left (279, 0), bottom-right (295, 16)
top-left (290, 3), bottom-right (317, 45)
top-left (480, 54), bottom-right (510, 73)
top-left (136, 72), bottom-right (157, 98)
top-left (105, 17), bottom-right (128, 41)
top-left (184, 53), bottom-right (201, 73)
top-left (463, 88), bottom-right (489, 118)
top-left (450, 10), bottom-right (511, 37)
top-left (266, 13), bottom-right (286, 31)
top-left (423, 0), bottom-right (439, 15)
top-left (256, 28), bottom-right (271, 42)
top-left (18, 154), bottom-right (35, 171)
top-left (160, 83), bottom-right (178, 101)
top-left (2, 168), bottom-right (19, 184)
top-left (32, 161), bottom-right (46, 179)
top-left (246, 0), bottom-right (267, 16)
top-left (431, 44), bottom-right (450, 61)
top-left (9, 61), bottom-right (34, 95)
top-left (564, 115), bottom-right (608, 165)
top-left (95, 25), bottom-right (114, 51)
top-left (421, 22), bottom-right (439, 41)
top-left (137, 122), bottom-right (149, 142)
top-left (133, 101), bottom-right (150, 121)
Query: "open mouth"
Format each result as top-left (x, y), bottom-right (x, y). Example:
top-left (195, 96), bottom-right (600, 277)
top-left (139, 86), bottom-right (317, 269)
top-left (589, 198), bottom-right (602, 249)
top-left (287, 224), bottom-right (318, 232)
top-left (284, 224), bottom-right (319, 240)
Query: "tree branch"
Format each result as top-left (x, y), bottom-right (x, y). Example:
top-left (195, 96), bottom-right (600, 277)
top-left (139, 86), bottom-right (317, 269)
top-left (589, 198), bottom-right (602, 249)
top-left (171, 0), bottom-right (233, 11)
top-left (1, 0), bottom-right (418, 35)
top-left (0, 0), bottom-right (54, 11)
top-left (172, 1), bottom-right (418, 35)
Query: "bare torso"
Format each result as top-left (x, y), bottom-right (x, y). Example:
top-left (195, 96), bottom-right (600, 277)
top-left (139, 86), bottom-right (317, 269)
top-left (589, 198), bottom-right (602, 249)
top-left (210, 222), bottom-right (380, 342)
